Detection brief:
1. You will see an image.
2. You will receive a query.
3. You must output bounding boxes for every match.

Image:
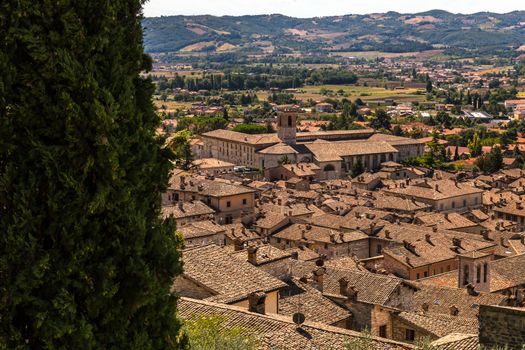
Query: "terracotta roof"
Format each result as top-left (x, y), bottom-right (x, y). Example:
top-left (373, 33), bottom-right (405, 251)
top-left (192, 158), bottom-right (235, 169)
top-left (296, 128), bottom-right (375, 140)
top-left (231, 244), bottom-right (292, 266)
top-left (169, 175), bottom-right (256, 197)
top-left (279, 278), bottom-right (351, 325)
top-left (367, 133), bottom-right (425, 146)
top-left (378, 223), bottom-right (496, 268)
top-left (223, 223), bottom-right (261, 243)
top-left (254, 211), bottom-right (288, 230)
top-left (431, 333), bottom-right (478, 350)
top-left (274, 223), bottom-right (368, 245)
top-left (384, 179), bottom-right (483, 201)
top-left (176, 245), bottom-right (286, 304)
top-left (415, 212), bottom-right (478, 231)
top-left (306, 141), bottom-right (398, 162)
top-left (178, 297), bottom-right (414, 350)
top-left (161, 201), bottom-right (215, 220)
top-left (282, 163), bottom-right (320, 177)
top-left (407, 283), bottom-right (507, 318)
top-left (489, 253), bottom-right (525, 292)
top-left (394, 312), bottom-right (478, 338)
top-left (202, 129), bottom-right (280, 145)
top-left (178, 220), bottom-right (225, 239)
top-left (285, 246), bottom-right (320, 261)
top-left (258, 142), bottom-right (299, 155)
top-left (373, 195), bottom-right (431, 212)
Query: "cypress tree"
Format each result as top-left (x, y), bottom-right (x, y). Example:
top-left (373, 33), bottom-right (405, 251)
top-left (0, 1), bottom-right (186, 349)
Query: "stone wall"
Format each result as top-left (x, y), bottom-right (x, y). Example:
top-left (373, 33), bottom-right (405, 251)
top-left (479, 304), bottom-right (525, 349)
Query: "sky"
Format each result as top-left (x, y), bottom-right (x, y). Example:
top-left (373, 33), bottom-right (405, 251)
top-left (143, 0), bottom-right (524, 18)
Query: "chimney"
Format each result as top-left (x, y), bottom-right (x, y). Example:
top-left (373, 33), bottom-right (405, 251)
top-left (422, 302), bottom-right (429, 312)
top-left (432, 226), bottom-right (438, 233)
top-left (290, 251), bottom-right (299, 260)
top-left (277, 198), bottom-right (282, 206)
top-left (449, 305), bottom-right (459, 316)
top-left (248, 291), bottom-right (266, 315)
top-left (385, 230), bottom-right (391, 239)
top-left (234, 238), bottom-right (244, 251)
top-left (329, 232), bottom-right (336, 243)
top-left (339, 277), bottom-right (349, 296)
top-left (435, 184), bottom-right (439, 192)
top-left (313, 267), bottom-right (325, 292)
top-left (339, 232), bottom-right (345, 243)
top-left (425, 234), bottom-right (432, 245)
top-left (347, 285), bottom-right (358, 303)
top-left (452, 237), bottom-right (462, 249)
top-left (444, 212), bottom-right (450, 221)
top-left (178, 201), bottom-right (184, 212)
top-left (247, 245), bottom-right (258, 265)
top-left (466, 283), bottom-right (480, 296)
top-left (501, 237), bottom-right (509, 248)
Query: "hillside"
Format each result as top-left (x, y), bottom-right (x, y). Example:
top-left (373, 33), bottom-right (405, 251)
top-left (142, 11), bottom-right (525, 56)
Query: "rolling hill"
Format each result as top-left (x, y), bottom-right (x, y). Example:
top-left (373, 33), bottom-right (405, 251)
top-left (142, 11), bottom-right (525, 56)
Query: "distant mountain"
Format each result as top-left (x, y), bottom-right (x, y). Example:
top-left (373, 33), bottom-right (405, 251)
top-left (142, 11), bottom-right (525, 56)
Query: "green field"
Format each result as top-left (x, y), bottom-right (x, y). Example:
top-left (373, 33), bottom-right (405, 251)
top-left (282, 84), bottom-right (427, 104)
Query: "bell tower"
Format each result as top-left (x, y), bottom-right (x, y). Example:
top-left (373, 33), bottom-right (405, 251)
top-left (458, 251), bottom-right (493, 293)
top-left (277, 110), bottom-right (297, 145)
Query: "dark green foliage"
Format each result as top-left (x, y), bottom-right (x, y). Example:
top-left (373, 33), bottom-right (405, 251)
top-left (232, 124), bottom-right (268, 134)
top-left (351, 160), bottom-right (365, 178)
top-left (176, 116), bottom-right (228, 134)
top-left (0, 1), bottom-right (185, 349)
top-left (170, 130), bottom-right (194, 170)
top-left (370, 109), bottom-right (391, 130)
top-left (476, 147), bottom-right (504, 174)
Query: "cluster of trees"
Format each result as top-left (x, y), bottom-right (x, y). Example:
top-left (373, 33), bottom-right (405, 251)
top-left (176, 116), bottom-right (229, 134)
top-left (1, 0), bottom-right (186, 348)
top-left (152, 67), bottom-right (359, 93)
top-left (232, 123), bottom-right (273, 134)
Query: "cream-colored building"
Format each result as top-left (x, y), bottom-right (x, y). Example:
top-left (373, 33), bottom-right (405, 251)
top-left (200, 109), bottom-right (423, 180)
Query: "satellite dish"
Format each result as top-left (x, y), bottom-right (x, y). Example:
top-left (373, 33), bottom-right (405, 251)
top-left (293, 312), bottom-right (305, 325)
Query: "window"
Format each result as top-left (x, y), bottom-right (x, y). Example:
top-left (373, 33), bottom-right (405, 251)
top-left (226, 201), bottom-right (231, 208)
top-left (463, 265), bottom-right (469, 286)
top-left (379, 325), bottom-right (387, 338)
top-left (440, 267), bottom-right (444, 273)
top-left (463, 199), bottom-right (467, 207)
top-left (424, 271), bottom-right (428, 278)
top-left (288, 115), bottom-right (292, 127)
top-left (324, 164), bottom-right (335, 171)
top-left (242, 199), bottom-right (247, 205)
top-left (483, 262), bottom-right (488, 283)
top-left (173, 193), bottom-right (179, 202)
top-left (476, 265), bottom-right (481, 283)
top-left (475, 197), bottom-right (479, 205)
top-left (376, 244), bottom-right (382, 255)
top-left (225, 215), bottom-right (233, 225)
top-left (405, 329), bottom-right (415, 341)
top-left (452, 202), bottom-right (456, 209)
top-left (416, 273), bottom-right (420, 279)
top-left (440, 204), bottom-right (444, 210)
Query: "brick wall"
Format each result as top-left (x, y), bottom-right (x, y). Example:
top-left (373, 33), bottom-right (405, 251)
top-left (479, 305), bottom-right (525, 349)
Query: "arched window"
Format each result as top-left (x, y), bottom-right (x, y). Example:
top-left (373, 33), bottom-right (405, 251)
top-left (288, 115), bottom-right (292, 127)
top-left (476, 265), bottom-right (481, 283)
top-left (463, 265), bottom-right (469, 286)
top-left (324, 164), bottom-right (335, 171)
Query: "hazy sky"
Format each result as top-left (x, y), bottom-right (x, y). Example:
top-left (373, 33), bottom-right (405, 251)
top-left (144, 0), bottom-right (523, 17)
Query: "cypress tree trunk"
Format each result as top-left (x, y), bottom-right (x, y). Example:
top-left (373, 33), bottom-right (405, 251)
top-left (0, 1), bottom-right (186, 348)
